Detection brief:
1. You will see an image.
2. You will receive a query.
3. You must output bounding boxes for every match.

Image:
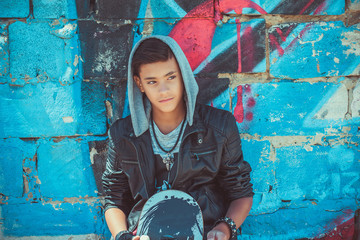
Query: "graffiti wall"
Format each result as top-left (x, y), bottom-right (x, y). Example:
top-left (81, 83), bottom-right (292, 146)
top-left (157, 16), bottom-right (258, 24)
top-left (0, 0), bottom-right (359, 239)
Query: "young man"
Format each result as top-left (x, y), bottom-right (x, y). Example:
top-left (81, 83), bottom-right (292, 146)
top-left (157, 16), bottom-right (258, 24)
top-left (102, 35), bottom-right (254, 240)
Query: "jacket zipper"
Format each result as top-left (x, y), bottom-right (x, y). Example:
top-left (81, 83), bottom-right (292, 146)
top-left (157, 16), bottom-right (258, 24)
top-left (126, 138), bottom-right (149, 196)
top-left (172, 129), bottom-right (199, 187)
top-left (192, 150), bottom-right (216, 161)
top-left (122, 160), bottom-right (138, 164)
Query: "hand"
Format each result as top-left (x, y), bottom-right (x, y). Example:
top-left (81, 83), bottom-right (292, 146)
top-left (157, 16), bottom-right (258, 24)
top-left (133, 235), bottom-right (150, 240)
top-left (115, 231), bottom-right (150, 240)
top-left (207, 222), bottom-right (231, 240)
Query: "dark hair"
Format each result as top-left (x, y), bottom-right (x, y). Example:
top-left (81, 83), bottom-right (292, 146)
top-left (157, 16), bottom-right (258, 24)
top-left (132, 38), bottom-right (175, 77)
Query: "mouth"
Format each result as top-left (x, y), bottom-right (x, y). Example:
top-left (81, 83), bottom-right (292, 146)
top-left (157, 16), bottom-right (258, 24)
top-left (159, 97), bottom-right (174, 103)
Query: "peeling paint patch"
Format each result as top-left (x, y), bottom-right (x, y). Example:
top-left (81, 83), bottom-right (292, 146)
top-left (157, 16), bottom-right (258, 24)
top-left (51, 23), bottom-right (77, 39)
top-left (62, 116), bottom-right (74, 123)
top-left (89, 148), bottom-right (98, 165)
top-left (351, 83), bottom-right (360, 117)
top-left (341, 30), bottom-right (360, 57)
top-left (93, 47), bottom-right (118, 74)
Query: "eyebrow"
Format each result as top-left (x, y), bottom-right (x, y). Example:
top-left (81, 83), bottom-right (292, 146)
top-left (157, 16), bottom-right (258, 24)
top-left (144, 71), bottom-right (177, 80)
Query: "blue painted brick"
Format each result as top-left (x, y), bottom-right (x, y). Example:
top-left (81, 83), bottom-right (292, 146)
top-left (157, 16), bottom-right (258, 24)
top-left (8, 20), bottom-right (79, 86)
top-left (0, 81), bottom-right (106, 138)
top-left (37, 138), bottom-right (98, 199)
top-left (242, 139), bottom-right (275, 193)
top-left (243, 199), bottom-right (356, 239)
top-left (276, 145), bottom-right (360, 201)
top-left (1, 201), bottom-right (103, 236)
top-left (33, 0), bottom-right (77, 19)
top-left (0, 139), bottom-right (37, 197)
top-left (219, 0), bottom-right (345, 15)
top-left (0, 0), bottom-right (29, 18)
top-left (0, 22), bottom-right (9, 83)
top-left (269, 21), bottom-right (360, 79)
top-left (230, 81), bottom-right (360, 136)
top-left (241, 139), bottom-right (282, 214)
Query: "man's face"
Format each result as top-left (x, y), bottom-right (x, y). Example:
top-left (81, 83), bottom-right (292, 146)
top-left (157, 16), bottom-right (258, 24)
top-left (134, 57), bottom-right (185, 115)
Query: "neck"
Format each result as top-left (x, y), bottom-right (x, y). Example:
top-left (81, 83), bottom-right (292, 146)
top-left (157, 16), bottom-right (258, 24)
top-left (152, 103), bottom-right (186, 135)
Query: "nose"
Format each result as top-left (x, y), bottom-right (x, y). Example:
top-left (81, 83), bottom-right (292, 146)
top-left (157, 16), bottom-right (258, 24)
top-left (159, 81), bottom-right (169, 94)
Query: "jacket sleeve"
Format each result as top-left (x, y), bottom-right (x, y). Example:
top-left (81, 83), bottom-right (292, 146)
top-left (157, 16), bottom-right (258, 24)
top-left (217, 112), bottom-right (254, 201)
top-left (102, 124), bottom-right (135, 215)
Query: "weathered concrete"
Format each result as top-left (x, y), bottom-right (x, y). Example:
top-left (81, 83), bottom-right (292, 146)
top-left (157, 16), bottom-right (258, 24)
top-left (0, 1), bottom-right (30, 18)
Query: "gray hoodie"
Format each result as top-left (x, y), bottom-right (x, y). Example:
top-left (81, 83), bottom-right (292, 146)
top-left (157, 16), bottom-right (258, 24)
top-left (127, 35), bottom-right (199, 137)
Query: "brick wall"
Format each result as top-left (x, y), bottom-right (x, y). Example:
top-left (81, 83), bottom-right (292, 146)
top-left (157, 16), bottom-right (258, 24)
top-left (0, 0), bottom-right (359, 239)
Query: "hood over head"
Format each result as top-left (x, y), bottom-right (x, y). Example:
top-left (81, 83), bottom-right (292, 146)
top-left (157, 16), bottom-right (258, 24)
top-left (127, 35), bottom-right (199, 137)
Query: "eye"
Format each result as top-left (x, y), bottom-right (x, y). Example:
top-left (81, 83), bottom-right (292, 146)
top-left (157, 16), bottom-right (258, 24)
top-left (147, 80), bottom-right (156, 85)
top-left (168, 75), bottom-right (176, 80)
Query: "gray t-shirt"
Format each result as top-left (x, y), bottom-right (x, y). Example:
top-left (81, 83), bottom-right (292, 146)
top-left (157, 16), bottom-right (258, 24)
top-left (149, 120), bottom-right (187, 191)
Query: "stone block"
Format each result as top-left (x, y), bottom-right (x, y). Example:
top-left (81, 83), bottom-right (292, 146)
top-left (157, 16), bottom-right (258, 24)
top-left (0, 0), bottom-right (29, 18)
top-left (243, 199), bottom-right (356, 238)
top-left (269, 21), bottom-right (360, 79)
top-left (276, 145), bottom-right (360, 201)
top-left (218, 0), bottom-right (345, 15)
top-left (81, 81), bottom-right (107, 135)
top-left (242, 139), bottom-right (275, 193)
top-left (75, 0), bottom-right (94, 19)
top-left (33, 0), bottom-right (77, 19)
top-left (0, 81), bottom-right (106, 138)
top-left (229, 81), bottom-right (357, 136)
top-left (1, 201), bottom-right (103, 236)
top-left (77, 20), bottom-right (133, 80)
top-left (8, 20), bottom-right (80, 86)
top-left (96, 0), bottom-right (142, 19)
top-left (0, 22), bottom-right (9, 82)
top-left (0, 139), bottom-right (37, 197)
top-left (37, 138), bottom-right (98, 199)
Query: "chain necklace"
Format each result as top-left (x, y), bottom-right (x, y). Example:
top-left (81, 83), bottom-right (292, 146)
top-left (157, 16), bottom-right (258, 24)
top-left (151, 116), bottom-right (186, 171)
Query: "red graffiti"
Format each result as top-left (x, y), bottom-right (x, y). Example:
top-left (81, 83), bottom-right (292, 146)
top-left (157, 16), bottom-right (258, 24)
top-left (245, 112), bottom-right (253, 121)
top-left (247, 97), bottom-right (256, 107)
top-left (314, 214), bottom-right (355, 239)
top-left (169, 0), bottom-right (266, 71)
top-left (234, 86), bottom-right (244, 123)
top-left (236, 21), bottom-right (242, 73)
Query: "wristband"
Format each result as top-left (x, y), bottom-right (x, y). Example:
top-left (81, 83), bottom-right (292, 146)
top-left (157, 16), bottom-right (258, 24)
top-left (115, 230), bottom-right (134, 240)
top-left (214, 217), bottom-right (237, 240)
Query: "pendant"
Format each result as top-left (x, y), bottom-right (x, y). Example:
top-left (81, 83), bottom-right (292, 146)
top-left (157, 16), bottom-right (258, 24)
top-left (162, 153), bottom-right (173, 171)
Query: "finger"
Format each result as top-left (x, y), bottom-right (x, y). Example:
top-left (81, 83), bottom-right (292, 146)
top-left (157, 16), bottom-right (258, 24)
top-left (207, 231), bottom-right (215, 240)
top-left (140, 235), bottom-right (150, 240)
top-left (132, 236), bottom-right (140, 240)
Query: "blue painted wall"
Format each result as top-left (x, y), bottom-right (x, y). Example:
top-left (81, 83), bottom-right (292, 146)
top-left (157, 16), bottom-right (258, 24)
top-left (0, 0), bottom-right (359, 239)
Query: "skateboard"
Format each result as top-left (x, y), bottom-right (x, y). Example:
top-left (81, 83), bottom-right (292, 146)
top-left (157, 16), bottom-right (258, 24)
top-left (137, 190), bottom-right (204, 240)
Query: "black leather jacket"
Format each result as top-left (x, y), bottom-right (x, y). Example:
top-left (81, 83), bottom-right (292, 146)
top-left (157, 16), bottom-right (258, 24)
top-left (102, 104), bottom-right (254, 233)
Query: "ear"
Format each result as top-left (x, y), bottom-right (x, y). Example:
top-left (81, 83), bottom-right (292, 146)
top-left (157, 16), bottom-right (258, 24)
top-left (134, 75), bottom-right (144, 92)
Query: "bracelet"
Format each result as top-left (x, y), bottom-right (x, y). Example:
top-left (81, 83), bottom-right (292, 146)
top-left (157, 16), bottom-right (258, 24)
top-left (214, 217), bottom-right (237, 240)
top-left (115, 230), bottom-right (134, 240)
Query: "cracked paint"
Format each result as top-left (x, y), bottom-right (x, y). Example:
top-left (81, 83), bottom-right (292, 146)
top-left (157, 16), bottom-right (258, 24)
top-left (341, 30), bottom-right (360, 57)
